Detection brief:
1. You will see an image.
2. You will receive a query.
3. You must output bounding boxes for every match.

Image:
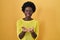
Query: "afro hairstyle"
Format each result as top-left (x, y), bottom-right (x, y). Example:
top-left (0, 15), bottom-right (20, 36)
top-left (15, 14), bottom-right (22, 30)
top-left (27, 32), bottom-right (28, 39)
top-left (22, 1), bottom-right (36, 13)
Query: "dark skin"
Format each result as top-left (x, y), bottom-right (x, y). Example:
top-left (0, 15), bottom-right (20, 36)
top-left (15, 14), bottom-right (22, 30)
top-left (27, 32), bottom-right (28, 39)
top-left (23, 7), bottom-right (33, 21)
top-left (19, 7), bottom-right (37, 39)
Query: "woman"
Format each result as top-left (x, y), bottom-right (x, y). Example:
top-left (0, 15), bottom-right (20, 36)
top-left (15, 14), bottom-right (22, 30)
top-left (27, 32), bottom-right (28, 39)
top-left (16, 1), bottom-right (39, 40)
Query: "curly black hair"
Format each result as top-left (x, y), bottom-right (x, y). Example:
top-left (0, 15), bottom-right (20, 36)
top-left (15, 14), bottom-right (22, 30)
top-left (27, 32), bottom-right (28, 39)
top-left (22, 1), bottom-right (36, 13)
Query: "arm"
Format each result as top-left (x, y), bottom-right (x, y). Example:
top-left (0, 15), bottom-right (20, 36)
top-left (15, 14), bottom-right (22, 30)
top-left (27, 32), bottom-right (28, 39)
top-left (35, 21), bottom-right (39, 40)
top-left (19, 31), bottom-right (26, 39)
top-left (16, 20), bottom-right (27, 39)
top-left (30, 31), bottom-right (37, 39)
top-left (29, 21), bottom-right (39, 39)
top-left (28, 28), bottom-right (37, 39)
top-left (19, 27), bottom-right (27, 39)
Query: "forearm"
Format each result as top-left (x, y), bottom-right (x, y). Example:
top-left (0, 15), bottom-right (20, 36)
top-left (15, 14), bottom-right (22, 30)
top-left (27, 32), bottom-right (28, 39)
top-left (30, 31), bottom-right (37, 39)
top-left (19, 31), bottom-right (26, 39)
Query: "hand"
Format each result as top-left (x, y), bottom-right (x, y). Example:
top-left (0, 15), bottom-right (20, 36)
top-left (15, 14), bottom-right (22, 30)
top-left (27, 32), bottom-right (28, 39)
top-left (22, 27), bottom-right (28, 32)
top-left (28, 27), bottom-right (34, 32)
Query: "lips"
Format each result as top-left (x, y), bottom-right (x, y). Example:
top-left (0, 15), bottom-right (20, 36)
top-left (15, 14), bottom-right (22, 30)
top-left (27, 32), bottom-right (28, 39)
top-left (26, 13), bottom-right (30, 16)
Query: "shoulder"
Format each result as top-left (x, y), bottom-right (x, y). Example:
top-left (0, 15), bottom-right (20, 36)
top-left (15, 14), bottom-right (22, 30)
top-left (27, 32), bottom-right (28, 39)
top-left (16, 18), bottom-right (23, 23)
top-left (33, 19), bottom-right (40, 23)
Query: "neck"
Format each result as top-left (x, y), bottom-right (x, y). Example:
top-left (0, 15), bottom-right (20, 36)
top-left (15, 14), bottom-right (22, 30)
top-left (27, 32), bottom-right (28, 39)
top-left (23, 16), bottom-right (33, 21)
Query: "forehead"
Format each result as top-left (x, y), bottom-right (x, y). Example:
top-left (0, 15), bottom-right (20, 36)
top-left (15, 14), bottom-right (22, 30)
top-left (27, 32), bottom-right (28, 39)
top-left (25, 7), bottom-right (32, 10)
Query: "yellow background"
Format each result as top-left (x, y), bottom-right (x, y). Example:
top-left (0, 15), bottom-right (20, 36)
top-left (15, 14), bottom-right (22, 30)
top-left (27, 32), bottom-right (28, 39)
top-left (0, 0), bottom-right (60, 40)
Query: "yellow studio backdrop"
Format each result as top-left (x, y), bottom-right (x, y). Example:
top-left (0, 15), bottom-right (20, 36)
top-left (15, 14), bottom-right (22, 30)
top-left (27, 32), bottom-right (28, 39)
top-left (0, 0), bottom-right (60, 40)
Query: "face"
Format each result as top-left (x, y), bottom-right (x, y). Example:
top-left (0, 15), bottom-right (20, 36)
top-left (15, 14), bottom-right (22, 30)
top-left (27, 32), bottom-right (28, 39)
top-left (24, 7), bottom-right (33, 17)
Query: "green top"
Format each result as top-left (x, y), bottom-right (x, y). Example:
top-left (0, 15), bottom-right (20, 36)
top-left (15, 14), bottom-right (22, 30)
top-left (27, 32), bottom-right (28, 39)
top-left (16, 19), bottom-right (39, 40)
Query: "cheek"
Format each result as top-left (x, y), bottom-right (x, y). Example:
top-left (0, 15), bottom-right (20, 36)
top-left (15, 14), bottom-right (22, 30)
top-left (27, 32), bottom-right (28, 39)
top-left (24, 13), bottom-right (32, 16)
top-left (24, 10), bottom-right (33, 16)
top-left (24, 10), bottom-right (28, 14)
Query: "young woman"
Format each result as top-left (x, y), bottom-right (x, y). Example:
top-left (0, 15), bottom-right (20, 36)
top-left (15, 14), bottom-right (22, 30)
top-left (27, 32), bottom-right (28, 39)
top-left (16, 1), bottom-right (39, 40)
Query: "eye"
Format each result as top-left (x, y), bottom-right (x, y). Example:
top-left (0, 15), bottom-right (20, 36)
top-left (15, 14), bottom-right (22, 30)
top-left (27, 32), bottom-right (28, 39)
top-left (26, 10), bottom-right (29, 12)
